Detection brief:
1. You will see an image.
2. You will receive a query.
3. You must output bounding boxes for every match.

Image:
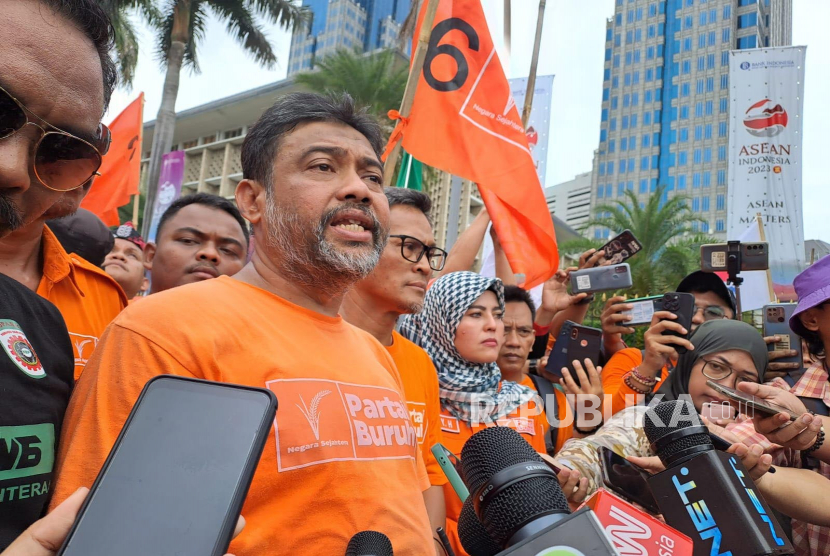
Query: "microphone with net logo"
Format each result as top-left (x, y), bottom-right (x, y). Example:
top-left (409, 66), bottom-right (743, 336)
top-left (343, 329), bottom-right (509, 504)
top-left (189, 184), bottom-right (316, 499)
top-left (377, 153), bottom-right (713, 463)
top-left (457, 426), bottom-right (617, 555)
top-left (643, 399), bottom-right (793, 556)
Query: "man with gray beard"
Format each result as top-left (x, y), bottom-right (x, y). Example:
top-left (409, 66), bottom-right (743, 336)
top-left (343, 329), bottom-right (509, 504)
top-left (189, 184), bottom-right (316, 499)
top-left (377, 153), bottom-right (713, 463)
top-left (50, 93), bottom-right (436, 555)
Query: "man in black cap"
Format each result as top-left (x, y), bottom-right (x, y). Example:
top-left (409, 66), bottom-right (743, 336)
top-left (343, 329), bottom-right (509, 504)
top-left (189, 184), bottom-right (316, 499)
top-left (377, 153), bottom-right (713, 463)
top-left (102, 222), bottom-right (148, 300)
top-left (0, 274), bottom-right (74, 549)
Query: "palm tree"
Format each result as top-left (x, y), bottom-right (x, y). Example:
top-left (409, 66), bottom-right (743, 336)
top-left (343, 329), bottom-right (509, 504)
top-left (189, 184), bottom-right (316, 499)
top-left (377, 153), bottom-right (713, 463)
top-left (563, 186), bottom-right (708, 298)
top-left (104, 1), bottom-right (308, 238)
top-left (294, 48), bottom-right (408, 130)
top-left (102, 1), bottom-right (161, 87)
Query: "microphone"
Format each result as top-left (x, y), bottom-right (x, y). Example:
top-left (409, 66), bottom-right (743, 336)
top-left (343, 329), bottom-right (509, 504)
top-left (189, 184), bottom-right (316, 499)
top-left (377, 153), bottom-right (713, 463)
top-left (458, 427), bottom-right (617, 555)
top-left (643, 400), bottom-right (793, 556)
top-left (583, 489), bottom-right (693, 556)
top-left (345, 531), bottom-right (393, 556)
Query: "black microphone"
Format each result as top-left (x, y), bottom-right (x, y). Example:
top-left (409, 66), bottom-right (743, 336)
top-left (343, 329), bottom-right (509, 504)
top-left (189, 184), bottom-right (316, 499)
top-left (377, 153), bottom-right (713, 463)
top-left (644, 399), bottom-right (794, 556)
top-left (458, 427), bottom-right (617, 555)
top-left (345, 531), bottom-right (393, 556)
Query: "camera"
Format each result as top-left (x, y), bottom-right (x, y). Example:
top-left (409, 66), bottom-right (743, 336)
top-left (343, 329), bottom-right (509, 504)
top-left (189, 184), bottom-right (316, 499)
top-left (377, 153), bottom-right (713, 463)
top-left (700, 241), bottom-right (769, 273)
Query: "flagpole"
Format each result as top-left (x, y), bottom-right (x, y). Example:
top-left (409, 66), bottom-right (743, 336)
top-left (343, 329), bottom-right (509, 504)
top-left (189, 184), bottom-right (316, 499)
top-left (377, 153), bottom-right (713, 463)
top-left (133, 95), bottom-right (145, 226)
top-left (521, 0), bottom-right (546, 127)
top-left (504, 0), bottom-right (511, 71)
top-left (383, 0), bottom-right (440, 186)
top-left (756, 212), bottom-right (777, 302)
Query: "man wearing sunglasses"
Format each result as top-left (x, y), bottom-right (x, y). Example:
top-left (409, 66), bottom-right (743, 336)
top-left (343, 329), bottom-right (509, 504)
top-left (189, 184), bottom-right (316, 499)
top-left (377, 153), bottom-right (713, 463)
top-left (341, 187), bottom-right (448, 554)
top-left (0, 1), bottom-right (127, 380)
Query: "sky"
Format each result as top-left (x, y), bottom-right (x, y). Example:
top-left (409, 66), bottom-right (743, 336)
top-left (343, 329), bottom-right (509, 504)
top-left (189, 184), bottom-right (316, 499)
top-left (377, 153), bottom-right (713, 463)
top-left (107, 0), bottom-right (830, 241)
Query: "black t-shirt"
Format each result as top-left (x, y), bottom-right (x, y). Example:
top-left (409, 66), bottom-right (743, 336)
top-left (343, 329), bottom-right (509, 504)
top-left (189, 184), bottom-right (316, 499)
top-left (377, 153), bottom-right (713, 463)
top-left (0, 273), bottom-right (74, 549)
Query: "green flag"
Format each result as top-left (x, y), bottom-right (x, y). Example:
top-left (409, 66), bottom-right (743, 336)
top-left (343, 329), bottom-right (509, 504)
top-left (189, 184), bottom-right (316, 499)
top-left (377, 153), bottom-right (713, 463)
top-left (396, 150), bottom-right (423, 191)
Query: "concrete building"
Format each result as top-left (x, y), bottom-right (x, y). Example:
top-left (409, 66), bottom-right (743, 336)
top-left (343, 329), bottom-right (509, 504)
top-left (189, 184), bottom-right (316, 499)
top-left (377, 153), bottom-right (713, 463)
top-left (288, 0), bottom-right (410, 75)
top-left (545, 171), bottom-right (593, 231)
top-left (590, 0), bottom-right (792, 240)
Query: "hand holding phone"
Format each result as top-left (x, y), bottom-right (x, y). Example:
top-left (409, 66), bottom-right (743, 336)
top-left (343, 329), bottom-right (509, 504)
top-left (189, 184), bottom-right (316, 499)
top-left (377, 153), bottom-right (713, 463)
top-left (599, 447), bottom-right (660, 514)
top-left (706, 380), bottom-right (800, 421)
top-left (570, 263), bottom-right (633, 294)
top-left (545, 322), bottom-right (602, 388)
top-left (599, 230), bottom-right (643, 265)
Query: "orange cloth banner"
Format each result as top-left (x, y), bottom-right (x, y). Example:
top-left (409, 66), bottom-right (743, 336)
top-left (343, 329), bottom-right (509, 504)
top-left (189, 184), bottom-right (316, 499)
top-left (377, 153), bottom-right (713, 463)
top-left (384, 0), bottom-right (558, 288)
top-left (82, 94), bottom-right (143, 226)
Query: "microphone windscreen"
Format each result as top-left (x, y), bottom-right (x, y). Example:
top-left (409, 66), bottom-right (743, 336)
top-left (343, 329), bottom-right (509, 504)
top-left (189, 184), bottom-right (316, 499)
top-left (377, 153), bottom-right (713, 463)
top-left (458, 497), bottom-right (502, 556)
top-left (345, 530), bottom-right (393, 556)
top-left (644, 400), bottom-right (713, 464)
top-left (460, 427), bottom-right (569, 546)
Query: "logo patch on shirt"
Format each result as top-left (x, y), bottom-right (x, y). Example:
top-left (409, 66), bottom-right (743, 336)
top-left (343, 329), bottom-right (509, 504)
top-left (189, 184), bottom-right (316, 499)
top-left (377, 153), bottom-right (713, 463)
top-left (68, 333), bottom-right (98, 369)
top-left (0, 424), bottom-right (55, 482)
top-left (0, 320), bottom-right (45, 379)
top-left (407, 401), bottom-right (427, 445)
top-left (496, 416), bottom-right (536, 436)
top-left (267, 378), bottom-right (418, 472)
top-left (440, 414), bottom-right (461, 434)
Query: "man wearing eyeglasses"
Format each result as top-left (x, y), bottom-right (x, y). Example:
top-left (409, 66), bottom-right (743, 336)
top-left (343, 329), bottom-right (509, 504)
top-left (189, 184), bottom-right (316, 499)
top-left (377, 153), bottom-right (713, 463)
top-left (341, 187), bottom-right (448, 554)
top-left (0, 1), bottom-right (127, 380)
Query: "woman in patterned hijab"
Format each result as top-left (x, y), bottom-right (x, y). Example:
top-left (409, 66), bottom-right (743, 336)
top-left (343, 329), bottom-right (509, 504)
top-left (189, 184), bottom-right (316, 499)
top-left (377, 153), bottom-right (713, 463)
top-left (399, 271), bottom-right (535, 424)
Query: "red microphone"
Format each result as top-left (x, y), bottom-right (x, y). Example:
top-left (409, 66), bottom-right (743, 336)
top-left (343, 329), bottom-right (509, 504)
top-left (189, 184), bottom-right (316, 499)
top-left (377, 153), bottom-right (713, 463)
top-left (582, 489), bottom-right (693, 556)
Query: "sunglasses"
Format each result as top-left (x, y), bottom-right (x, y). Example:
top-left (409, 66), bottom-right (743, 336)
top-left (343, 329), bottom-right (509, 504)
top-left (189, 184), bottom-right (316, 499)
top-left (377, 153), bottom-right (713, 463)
top-left (0, 84), bottom-right (110, 191)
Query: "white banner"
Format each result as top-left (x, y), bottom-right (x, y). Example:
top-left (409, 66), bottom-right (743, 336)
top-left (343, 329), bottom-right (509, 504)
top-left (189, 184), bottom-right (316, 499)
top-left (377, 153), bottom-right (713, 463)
top-left (728, 47), bottom-right (806, 301)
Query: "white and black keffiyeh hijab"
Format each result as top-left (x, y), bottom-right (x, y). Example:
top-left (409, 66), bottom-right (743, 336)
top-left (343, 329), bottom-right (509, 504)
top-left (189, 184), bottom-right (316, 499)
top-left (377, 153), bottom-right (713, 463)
top-left (399, 271), bottom-right (536, 424)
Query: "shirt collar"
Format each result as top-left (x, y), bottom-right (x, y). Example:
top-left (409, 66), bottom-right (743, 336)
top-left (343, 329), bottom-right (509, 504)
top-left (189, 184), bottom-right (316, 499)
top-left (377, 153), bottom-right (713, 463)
top-left (789, 360), bottom-right (829, 405)
top-left (40, 225), bottom-right (84, 297)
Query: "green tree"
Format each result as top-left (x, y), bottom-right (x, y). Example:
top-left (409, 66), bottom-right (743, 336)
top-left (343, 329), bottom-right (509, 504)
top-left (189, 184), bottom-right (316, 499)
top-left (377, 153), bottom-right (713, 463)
top-left (101, 0), bottom-right (161, 87)
top-left (564, 186), bottom-right (708, 298)
top-left (294, 48), bottom-right (408, 130)
top-left (103, 1), bottom-right (309, 239)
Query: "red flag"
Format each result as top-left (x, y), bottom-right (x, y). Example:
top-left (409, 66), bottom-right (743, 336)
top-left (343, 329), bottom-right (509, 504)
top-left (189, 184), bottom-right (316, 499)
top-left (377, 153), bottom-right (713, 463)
top-left (82, 94), bottom-right (144, 226)
top-left (384, 0), bottom-right (558, 288)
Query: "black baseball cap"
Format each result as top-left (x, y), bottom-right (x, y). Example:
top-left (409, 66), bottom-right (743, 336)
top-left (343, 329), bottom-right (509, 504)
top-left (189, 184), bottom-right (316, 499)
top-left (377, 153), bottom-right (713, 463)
top-left (676, 270), bottom-right (738, 317)
top-left (46, 209), bottom-right (114, 268)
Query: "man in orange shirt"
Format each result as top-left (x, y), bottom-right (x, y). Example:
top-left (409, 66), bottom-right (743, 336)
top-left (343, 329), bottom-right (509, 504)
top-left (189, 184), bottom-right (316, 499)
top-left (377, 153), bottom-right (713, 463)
top-left (0, 0), bottom-right (127, 381)
top-left (341, 187), bottom-right (448, 552)
top-left (51, 92), bottom-right (434, 554)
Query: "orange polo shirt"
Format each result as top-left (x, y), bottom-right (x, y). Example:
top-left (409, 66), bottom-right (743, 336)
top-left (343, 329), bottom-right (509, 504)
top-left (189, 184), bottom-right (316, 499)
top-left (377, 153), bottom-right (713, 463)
top-left (520, 374), bottom-right (573, 454)
top-left (37, 225), bottom-right (127, 380)
top-left (386, 331), bottom-right (447, 488)
top-left (51, 277), bottom-right (433, 555)
top-left (439, 392), bottom-right (548, 556)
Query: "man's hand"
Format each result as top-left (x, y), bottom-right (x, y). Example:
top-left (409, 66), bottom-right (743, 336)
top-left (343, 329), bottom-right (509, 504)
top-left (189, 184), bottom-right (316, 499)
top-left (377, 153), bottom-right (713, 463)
top-left (736, 382), bottom-right (820, 450)
top-left (578, 248), bottom-right (608, 270)
top-left (601, 296), bottom-right (635, 338)
top-left (763, 336), bottom-right (801, 380)
top-left (1, 487), bottom-right (245, 556)
top-left (557, 467), bottom-right (589, 510)
top-left (536, 269), bottom-right (589, 325)
top-left (561, 359), bottom-right (604, 428)
top-left (639, 312), bottom-right (694, 380)
top-left (726, 443), bottom-right (773, 483)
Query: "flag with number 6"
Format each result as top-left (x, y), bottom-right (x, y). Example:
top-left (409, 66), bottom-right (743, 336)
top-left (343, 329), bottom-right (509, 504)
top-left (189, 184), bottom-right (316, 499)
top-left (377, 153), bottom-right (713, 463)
top-left (383, 0), bottom-right (558, 289)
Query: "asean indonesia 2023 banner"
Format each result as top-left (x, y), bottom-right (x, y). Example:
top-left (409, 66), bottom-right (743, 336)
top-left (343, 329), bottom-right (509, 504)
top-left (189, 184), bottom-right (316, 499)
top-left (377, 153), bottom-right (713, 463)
top-left (728, 47), bottom-right (806, 301)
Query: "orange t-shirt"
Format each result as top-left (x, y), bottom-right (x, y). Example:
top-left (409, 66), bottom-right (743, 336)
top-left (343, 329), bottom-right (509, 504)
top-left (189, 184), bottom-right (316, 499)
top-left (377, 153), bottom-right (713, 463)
top-left (386, 331), bottom-right (447, 488)
top-left (38, 225), bottom-right (127, 380)
top-left (602, 347), bottom-right (671, 417)
top-left (51, 276), bottom-right (433, 555)
top-left (520, 374), bottom-right (573, 454)
top-left (439, 392), bottom-right (548, 556)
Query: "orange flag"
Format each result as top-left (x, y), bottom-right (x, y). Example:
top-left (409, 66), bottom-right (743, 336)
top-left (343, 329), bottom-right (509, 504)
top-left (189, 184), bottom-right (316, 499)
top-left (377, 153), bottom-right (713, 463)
top-left (384, 0), bottom-right (558, 288)
top-left (82, 93), bottom-right (144, 226)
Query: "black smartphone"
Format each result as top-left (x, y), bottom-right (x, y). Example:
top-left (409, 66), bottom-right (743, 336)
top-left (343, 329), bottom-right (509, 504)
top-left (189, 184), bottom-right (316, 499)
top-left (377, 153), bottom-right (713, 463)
top-left (58, 376), bottom-right (277, 556)
top-left (545, 321), bottom-right (602, 388)
top-left (707, 379), bottom-right (800, 422)
top-left (599, 446), bottom-right (660, 515)
top-left (570, 263), bottom-right (633, 294)
top-left (599, 229), bottom-right (643, 265)
top-left (763, 303), bottom-right (803, 368)
top-left (700, 242), bottom-right (769, 272)
top-left (654, 292), bottom-right (695, 354)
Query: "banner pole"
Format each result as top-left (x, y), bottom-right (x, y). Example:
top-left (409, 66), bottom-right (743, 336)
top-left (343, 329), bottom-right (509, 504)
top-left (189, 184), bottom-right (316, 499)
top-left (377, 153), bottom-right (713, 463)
top-left (503, 0), bottom-right (511, 71)
top-left (133, 95), bottom-right (145, 227)
top-left (756, 212), bottom-right (777, 303)
top-left (382, 0), bottom-right (440, 186)
top-left (521, 0), bottom-right (547, 127)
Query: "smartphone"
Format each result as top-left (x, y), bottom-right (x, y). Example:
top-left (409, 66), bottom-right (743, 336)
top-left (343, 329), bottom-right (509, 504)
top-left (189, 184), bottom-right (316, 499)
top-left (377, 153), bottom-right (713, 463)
top-left (700, 242), bottom-right (770, 272)
top-left (706, 379), bottom-right (800, 422)
top-left (58, 376), bottom-right (277, 556)
top-left (599, 447), bottom-right (660, 515)
top-left (620, 295), bottom-right (662, 326)
top-left (570, 263), bottom-right (633, 294)
top-left (655, 292), bottom-right (696, 354)
top-left (763, 303), bottom-right (803, 367)
top-left (431, 443), bottom-right (469, 502)
top-left (600, 229), bottom-right (643, 265)
top-left (545, 321), bottom-right (602, 388)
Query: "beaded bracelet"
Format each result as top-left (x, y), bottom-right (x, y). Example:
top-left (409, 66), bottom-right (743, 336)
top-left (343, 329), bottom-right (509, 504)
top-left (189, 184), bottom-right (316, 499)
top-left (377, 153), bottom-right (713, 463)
top-left (805, 425), bottom-right (826, 454)
top-left (631, 366), bottom-right (658, 386)
top-left (624, 373), bottom-right (652, 395)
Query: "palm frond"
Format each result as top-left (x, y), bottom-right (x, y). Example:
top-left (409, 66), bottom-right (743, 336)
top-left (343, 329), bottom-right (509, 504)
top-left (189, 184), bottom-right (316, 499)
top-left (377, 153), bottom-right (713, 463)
top-left (246, 0), bottom-right (311, 30)
top-left (208, 0), bottom-right (277, 68)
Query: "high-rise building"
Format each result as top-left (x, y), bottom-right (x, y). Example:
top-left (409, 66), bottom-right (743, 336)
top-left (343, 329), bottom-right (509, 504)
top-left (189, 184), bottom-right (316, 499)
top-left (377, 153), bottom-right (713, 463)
top-left (545, 172), bottom-right (593, 230)
top-left (589, 0), bottom-right (792, 240)
top-left (288, 0), bottom-right (411, 75)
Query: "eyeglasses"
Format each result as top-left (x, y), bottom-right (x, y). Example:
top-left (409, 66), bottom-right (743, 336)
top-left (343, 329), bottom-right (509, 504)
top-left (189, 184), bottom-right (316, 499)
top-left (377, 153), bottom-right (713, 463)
top-left (701, 358), bottom-right (757, 386)
top-left (695, 305), bottom-right (728, 321)
top-left (389, 235), bottom-right (448, 271)
top-left (0, 84), bottom-right (110, 191)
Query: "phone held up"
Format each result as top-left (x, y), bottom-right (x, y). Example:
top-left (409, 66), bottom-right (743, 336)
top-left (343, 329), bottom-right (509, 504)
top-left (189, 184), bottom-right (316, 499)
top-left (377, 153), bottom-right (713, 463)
top-left (599, 229), bottom-right (643, 265)
top-left (763, 303), bottom-right (803, 368)
top-left (570, 263), bottom-right (633, 294)
top-left (545, 321), bottom-right (602, 388)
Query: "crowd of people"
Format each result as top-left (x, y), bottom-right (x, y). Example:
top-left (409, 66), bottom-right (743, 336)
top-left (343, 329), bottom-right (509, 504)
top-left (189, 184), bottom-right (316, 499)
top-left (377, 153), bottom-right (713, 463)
top-left (2, 1), bottom-right (830, 556)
